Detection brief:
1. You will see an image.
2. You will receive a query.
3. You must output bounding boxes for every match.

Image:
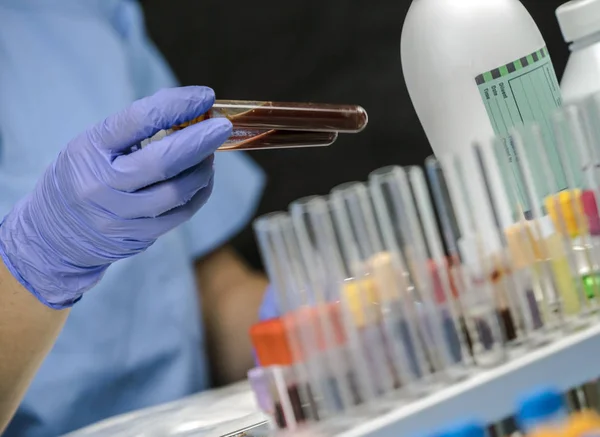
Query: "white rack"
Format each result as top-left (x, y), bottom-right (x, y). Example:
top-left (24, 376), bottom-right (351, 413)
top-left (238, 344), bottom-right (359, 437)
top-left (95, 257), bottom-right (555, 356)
top-left (337, 323), bottom-right (600, 437)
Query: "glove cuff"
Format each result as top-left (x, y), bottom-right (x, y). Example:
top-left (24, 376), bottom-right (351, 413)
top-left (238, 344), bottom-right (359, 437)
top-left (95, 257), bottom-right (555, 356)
top-left (0, 241), bottom-right (82, 309)
top-left (0, 208), bottom-right (107, 309)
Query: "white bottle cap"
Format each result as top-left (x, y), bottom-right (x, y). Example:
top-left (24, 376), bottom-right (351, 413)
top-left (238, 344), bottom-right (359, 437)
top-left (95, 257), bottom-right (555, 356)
top-left (556, 0), bottom-right (600, 43)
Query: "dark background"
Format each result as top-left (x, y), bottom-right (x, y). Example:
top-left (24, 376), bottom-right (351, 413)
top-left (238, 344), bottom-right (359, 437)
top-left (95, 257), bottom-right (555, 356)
top-left (140, 0), bottom-right (569, 270)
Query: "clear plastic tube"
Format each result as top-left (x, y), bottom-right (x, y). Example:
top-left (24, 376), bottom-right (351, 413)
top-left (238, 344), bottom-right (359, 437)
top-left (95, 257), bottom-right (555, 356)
top-left (553, 105), bottom-right (600, 307)
top-left (327, 184), bottom-right (398, 397)
top-left (447, 152), bottom-right (531, 352)
top-left (407, 166), bottom-right (474, 368)
top-left (425, 157), bottom-right (507, 368)
top-left (253, 213), bottom-right (330, 421)
top-left (368, 167), bottom-right (469, 382)
top-left (510, 127), bottom-right (587, 329)
top-left (138, 128), bottom-right (338, 152)
top-left (474, 141), bottom-right (556, 344)
top-left (288, 196), bottom-right (378, 407)
top-left (520, 123), bottom-right (593, 318)
top-left (328, 181), bottom-right (431, 395)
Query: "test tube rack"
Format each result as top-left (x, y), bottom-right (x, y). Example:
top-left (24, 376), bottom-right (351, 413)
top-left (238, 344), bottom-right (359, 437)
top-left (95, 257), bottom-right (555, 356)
top-left (332, 323), bottom-right (600, 437)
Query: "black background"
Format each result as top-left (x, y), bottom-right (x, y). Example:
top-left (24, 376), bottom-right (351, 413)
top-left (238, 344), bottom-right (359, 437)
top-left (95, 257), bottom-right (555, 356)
top-left (140, 0), bottom-right (569, 270)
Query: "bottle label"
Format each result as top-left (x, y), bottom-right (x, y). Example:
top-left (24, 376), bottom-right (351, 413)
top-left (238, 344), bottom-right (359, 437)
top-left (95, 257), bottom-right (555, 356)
top-left (475, 47), bottom-right (573, 214)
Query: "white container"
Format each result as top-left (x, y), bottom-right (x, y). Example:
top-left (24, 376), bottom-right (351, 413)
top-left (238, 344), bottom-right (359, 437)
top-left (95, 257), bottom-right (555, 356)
top-left (557, 0), bottom-right (600, 103)
top-left (401, 0), bottom-right (567, 213)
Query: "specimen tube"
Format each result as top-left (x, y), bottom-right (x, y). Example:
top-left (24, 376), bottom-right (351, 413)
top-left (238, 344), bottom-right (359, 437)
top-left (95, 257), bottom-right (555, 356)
top-left (208, 100), bottom-right (368, 133)
top-left (289, 196), bottom-right (378, 406)
top-left (553, 105), bottom-right (600, 305)
top-left (369, 166), bottom-right (468, 381)
top-left (474, 140), bottom-right (553, 344)
top-left (254, 212), bottom-right (328, 420)
top-left (426, 156), bottom-right (506, 368)
top-left (328, 181), bottom-right (427, 395)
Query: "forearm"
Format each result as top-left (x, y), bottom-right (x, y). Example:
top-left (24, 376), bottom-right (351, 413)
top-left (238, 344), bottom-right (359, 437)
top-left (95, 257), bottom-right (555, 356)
top-left (0, 258), bottom-right (69, 433)
top-left (196, 246), bottom-right (268, 386)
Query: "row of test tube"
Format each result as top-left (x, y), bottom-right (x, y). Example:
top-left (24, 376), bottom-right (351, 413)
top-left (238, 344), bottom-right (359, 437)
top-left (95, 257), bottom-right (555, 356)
top-left (246, 92), bottom-right (600, 434)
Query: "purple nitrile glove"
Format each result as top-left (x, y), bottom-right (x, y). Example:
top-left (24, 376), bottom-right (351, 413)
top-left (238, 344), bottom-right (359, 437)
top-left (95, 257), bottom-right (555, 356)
top-left (0, 86), bottom-right (232, 309)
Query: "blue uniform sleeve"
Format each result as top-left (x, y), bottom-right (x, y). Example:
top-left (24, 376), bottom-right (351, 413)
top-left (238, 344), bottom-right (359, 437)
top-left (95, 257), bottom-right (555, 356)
top-left (121, 1), bottom-right (266, 258)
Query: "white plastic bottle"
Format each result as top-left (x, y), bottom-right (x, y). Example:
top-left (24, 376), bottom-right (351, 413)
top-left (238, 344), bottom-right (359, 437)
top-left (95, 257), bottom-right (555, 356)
top-left (557, 0), bottom-right (600, 103)
top-left (401, 0), bottom-right (567, 213)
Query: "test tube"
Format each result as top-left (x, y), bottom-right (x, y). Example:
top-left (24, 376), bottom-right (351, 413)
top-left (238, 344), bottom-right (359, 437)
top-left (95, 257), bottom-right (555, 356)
top-left (248, 367), bottom-right (276, 429)
top-left (327, 184), bottom-right (399, 397)
top-left (368, 167), bottom-right (470, 382)
top-left (135, 100), bottom-right (367, 152)
top-left (474, 139), bottom-right (556, 342)
top-left (448, 150), bottom-right (533, 351)
top-left (553, 104), bottom-right (600, 304)
top-left (426, 157), bottom-right (506, 367)
top-left (510, 126), bottom-right (588, 329)
top-left (407, 165), bottom-right (474, 366)
top-left (328, 181), bottom-right (431, 395)
top-left (288, 196), bottom-right (378, 409)
top-left (249, 319), bottom-right (306, 429)
top-left (253, 213), bottom-right (332, 421)
top-left (138, 128), bottom-right (338, 152)
top-left (519, 123), bottom-right (592, 318)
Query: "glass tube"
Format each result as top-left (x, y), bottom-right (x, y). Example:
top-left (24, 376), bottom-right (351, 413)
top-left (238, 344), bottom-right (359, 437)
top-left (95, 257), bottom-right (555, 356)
top-left (426, 157), bottom-right (507, 368)
top-left (288, 196), bottom-right (378, 408)
top-left (368, 167), bottom-right (469, 382)
top-left (327, 183), bottom-right (398, 397)
top-left (137, 128), bottom-right (338, 152)
top-left (407, 165), bottom-right (474, 367)
top-left (520, 123), bottom-right (593, 318)
top-left (248, 367), bottom-right (276, 429)
top-left (254, 212), bottom-right (330, 421)
top-left (474, 140), bottom-right (555, 343)
top-left (449, 151), bottom-right (532, 352)
top-left (553, 105), bottom-right (600, 306)
top-left (328, 181), bottom-right (431, 396)
top-left (208, 100), bottom-right (368, 133)
top-left (510, 126), bottom-right (589, 329)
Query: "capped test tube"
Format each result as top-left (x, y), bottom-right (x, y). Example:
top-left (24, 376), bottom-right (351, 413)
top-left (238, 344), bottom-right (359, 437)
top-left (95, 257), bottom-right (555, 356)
top-left (509, 126), bottom-right (587, 329)
top-left (406, 165), bottom-right (474, 366)
top-left (514, 122), bottom-right (592, 319)
top-left (254, 213), bottom-right (331, 421)
top-left (426, 157), bottom-right (507, 368)
top-left (552, 104), bottom-right (600, 304)
top-left (368, 167), bottom-right (470, 382)
top-left (249, 319), bottom-right (305, 429)
top-left (474, 139), bottom-right (556, 341)
top-left (328, 181), bottom-right (431, 394)
top-left (254, 212), bottom-right (356, 420)
top-left (445, 150), bottom-right (534, 351)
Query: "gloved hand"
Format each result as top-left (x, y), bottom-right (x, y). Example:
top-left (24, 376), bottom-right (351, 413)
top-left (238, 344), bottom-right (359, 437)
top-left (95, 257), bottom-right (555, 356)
top-left (259, 284), bottom-right (280, 321)
top-left (0, 86), bottom-right (232, 309)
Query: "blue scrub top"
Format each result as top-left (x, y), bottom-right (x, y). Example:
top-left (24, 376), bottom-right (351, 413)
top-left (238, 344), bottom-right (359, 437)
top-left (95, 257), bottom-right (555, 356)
top-left (0, 1), bottom-right (265, 436)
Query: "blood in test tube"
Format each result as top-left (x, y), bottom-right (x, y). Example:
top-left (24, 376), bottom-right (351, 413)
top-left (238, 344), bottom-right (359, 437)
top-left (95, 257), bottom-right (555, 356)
top-left (218, 129), bottom-right (338, 151)
top-left (202, 100), bottom-right (368, 133)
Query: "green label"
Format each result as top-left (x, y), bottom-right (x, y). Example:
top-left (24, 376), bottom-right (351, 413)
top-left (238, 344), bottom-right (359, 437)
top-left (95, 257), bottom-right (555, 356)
top-left (476, 47), bottom-right (568, 215)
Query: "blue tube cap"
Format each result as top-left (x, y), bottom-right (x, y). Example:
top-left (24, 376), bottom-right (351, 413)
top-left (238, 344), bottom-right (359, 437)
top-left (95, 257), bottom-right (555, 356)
top-left (440, 420), bottom-right (486, 437)
top-left (516, 386), bottom-right (565, 429)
